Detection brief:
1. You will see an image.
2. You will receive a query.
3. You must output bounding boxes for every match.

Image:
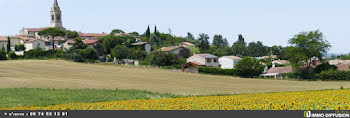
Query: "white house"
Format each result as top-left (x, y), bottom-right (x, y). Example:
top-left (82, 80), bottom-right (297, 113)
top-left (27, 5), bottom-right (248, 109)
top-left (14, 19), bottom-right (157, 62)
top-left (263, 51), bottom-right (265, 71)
top-left (219, 56), bottom-right (242, 69)
top-left (23, 38), bottom-right (47, 51)
top-left (183, 54), bottom-right (219, 73)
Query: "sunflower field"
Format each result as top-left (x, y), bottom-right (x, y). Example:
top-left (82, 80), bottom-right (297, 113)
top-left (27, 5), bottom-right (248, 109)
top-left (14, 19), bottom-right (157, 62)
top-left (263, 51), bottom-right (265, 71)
top-left (2, 89), bottom-right (350, 110)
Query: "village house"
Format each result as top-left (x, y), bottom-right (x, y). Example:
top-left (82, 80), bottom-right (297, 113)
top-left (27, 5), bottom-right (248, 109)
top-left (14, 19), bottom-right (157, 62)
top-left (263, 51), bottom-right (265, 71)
top-left (329, 59), bottom-right (350, 65)
top-left (329, 59), bottom-right (350, 71)
top-left (260, 55), bottom-right (278, 60)
top-left (159, 46), bottom-right (190, 58)
top-left (22, 38), bottom-right (47, 51)
top-left (179, 42), bottom-right (195, 47)
top-left (83, 39), bottom-right (101, 48)
top-left (218, 56), bottom-right (241, 69)
top-left (63, 39), bottom-right (75, 50)
top-left (272, 60), bottom-right (290, 65)
top-left (132, 41), bottom-right (152, 54)
top-left (260, 66), bottom-right (293, 79)
top-left (0, 36), bottom-right (22, 51)
top-left (335, 64), bottom-right (350, 71)
top-left (182, 54), bottom-right (219, 73)
top-left (79, 33), bottom-right (109, 39)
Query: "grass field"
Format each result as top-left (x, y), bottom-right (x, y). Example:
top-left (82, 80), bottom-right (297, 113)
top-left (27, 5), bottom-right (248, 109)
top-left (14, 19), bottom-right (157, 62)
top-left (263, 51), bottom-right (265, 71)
top-left (4, 89), bottom-right (350, 110)
top-left (1, 60), bottom-right (350, 95)
top-left (0, 88), bottom-right (177, 108)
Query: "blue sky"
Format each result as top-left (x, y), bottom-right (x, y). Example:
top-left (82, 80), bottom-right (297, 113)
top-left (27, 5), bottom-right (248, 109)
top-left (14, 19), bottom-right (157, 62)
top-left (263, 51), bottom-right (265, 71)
top-left (0, 0), bottom-right (349, 53)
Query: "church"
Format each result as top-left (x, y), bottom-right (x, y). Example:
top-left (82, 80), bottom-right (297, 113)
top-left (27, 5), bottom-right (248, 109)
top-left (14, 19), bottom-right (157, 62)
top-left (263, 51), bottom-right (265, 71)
top-left (0, 0), bottom-right (106, 52)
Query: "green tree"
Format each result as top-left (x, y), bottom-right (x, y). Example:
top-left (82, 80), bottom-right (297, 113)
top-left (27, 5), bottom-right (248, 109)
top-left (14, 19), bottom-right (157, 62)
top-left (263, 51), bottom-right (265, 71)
top-left (247, 41), bottom-right (265, 57)
top-left (142, 51), bottom-right (179, 66)
top-left (188, 46), bottom-right (200, 56)
top-left (198, 33), bottom-right (210, 52)
top-left (38, 28), bottom-right (66, 52)
top-left (206, 46), bottom-right (232, 57)
top-left (144, 25), bottom-right (151, 38)
top-left (286, 30), bottom-right (331, 73)
top-left (78, 48), bottom-right (99, 61)
top-left (235, 57), bottom-right (265, 77)
top-left (267, 45), bottom-right (287, 59)
top-left (111, 45), bottom-right (132, 59)
top-left (66, 30), bottom-right (79, 38)
top-left (111, 29), bottom-right (125, 34)
top-left (154, 25), bottom-right (160, 37)
top-left (130, 49), bottom-right (147, 60)
top-left (129, 32), bottom-right (139, 36)
top-left (149, 34), bottom-right (161, 47)
top-left (6, 36), bottom-right (11, 53)
top-left (314, 63), bottom-right (338, 73)
top-left (185, 32), bottom-right (198, 45)
top-left (71, 38), bottom-right (88, 50)
top-left (100, 35), bottom-right (121, 54)
top-left (212, 35), bottom-right (228, 48)
top-left (232, 34), bottom-right (247, 56)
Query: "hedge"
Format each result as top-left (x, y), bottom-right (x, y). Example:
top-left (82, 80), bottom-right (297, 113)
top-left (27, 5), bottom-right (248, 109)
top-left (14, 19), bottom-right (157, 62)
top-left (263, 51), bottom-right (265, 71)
top-left (24, 50), bottom-right (56, 59)
top-left (198, 67), bottom-right (237, 75)
top-left (318, 70), bottom-right (350, 81)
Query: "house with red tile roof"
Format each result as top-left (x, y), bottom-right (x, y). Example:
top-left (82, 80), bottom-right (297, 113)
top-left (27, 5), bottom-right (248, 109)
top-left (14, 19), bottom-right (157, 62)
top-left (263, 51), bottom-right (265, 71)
top-left (159, 46), bottom-right (190, 58)
top-left (183, 54), bottom-right (219, 73)
top-left (260, 66), bottom-right (293, 79)
top-left (336, 64), bottom-right (350, 71)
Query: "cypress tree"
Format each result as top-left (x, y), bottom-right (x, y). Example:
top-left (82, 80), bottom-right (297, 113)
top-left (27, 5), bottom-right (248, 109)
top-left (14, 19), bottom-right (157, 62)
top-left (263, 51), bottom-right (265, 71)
top-left (145, 25), bottom-right (151, 38)
top-left (154, 25), bottom-right (160, 37)
top-left (7, 36), bottom-right (11, 53)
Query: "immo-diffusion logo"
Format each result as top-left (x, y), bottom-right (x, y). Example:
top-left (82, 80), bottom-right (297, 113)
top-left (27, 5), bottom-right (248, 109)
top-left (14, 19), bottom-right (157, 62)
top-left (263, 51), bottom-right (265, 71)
top-left (304, 111), bottom-right (350, 118)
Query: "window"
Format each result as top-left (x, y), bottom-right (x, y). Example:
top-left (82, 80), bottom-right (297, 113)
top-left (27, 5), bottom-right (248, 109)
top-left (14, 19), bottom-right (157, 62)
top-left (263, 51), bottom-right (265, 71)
top-left (206, 59), bottom-right (211, 63)
top-left (214, 59), bottom-right (218, 62)
top-left (52, 15), bottom-right (54, 21)
top-left (57, 15), bottom-right (61, 20)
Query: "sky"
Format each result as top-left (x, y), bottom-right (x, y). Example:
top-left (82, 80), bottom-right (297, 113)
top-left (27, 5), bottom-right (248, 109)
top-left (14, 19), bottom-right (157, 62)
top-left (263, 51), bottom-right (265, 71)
top-left (0, 0), bottom-right (349, 53)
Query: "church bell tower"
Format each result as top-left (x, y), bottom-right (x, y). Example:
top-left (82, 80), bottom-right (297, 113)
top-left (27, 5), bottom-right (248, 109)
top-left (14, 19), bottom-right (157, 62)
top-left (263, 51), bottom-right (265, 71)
top-left (50, 0), bottom-right (65, 30)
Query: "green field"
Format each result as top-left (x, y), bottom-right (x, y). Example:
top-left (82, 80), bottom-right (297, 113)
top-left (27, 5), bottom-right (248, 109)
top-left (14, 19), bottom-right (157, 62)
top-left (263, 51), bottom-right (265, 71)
top-left (0, 88), bottom-right (177, 108)
top-left (1, 60), bottom-right (350, 95)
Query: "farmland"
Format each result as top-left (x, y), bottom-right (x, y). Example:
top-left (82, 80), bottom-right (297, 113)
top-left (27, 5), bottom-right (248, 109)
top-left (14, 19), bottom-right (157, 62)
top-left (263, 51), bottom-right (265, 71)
top-left (0, 88), bottom-right (177, 108)
top-left (3, 89), bottom-right (350, 110)
top-left (1, 60), bottom-right (350, 95)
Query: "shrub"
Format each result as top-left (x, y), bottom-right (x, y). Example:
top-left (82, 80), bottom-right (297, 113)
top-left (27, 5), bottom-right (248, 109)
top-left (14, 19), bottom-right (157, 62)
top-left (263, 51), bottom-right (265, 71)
top-left (141, 51), bottom-right (179, 67)
top-left (8, 51), bottom-right (17, 59)
top-left (58, 52), bottom-right (84, 62)
top-left (318, 70), bottom-right (350, 81)
top-left (296, 67), bottom-right (317, 80)
top-left (314, 63), bottom-right (338, 73)
top-left (198, 67), bottom-right (236, 75)
top-left (78, 48), bottom-right (99, 61)
top-left (0, 48), bottom-right (7, 60)
top-left (24, 50), bottom-right (56, 59)
top-left (15, 44), bottom-right (26, 51)
top-left (235, 57), bottom-right (265, 77)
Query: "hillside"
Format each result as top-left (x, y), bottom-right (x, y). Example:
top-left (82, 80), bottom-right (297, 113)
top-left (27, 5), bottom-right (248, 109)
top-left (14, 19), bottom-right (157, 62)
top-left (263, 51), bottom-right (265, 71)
top-left (1, 60), bottom-right (350, 95)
